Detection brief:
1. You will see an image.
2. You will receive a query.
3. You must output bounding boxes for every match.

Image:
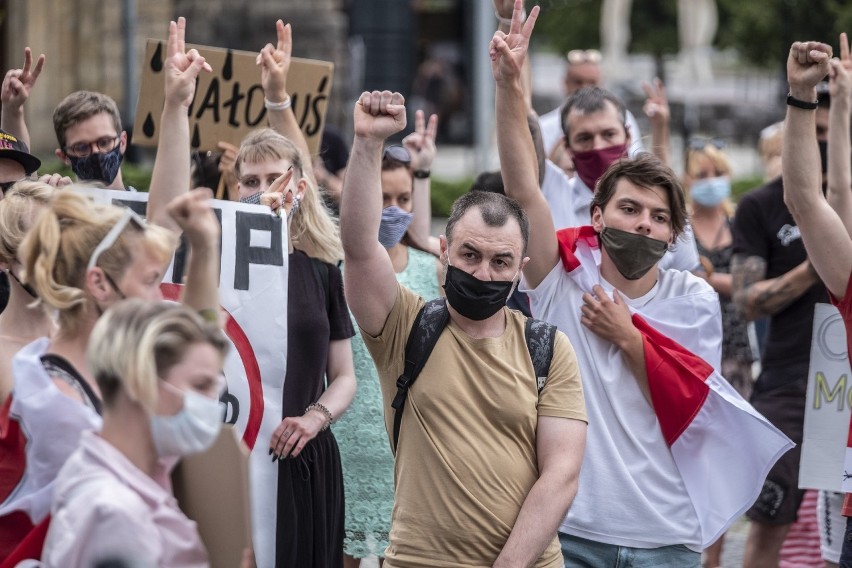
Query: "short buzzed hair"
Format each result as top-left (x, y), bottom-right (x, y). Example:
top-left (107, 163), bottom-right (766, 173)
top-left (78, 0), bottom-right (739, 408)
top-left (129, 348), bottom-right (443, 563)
top-left (53, 91), bottom-right (123, 148)
top-left (560, 87), bottom-right (627, 140)
top-left (445, 191), bottom-right (529, 255)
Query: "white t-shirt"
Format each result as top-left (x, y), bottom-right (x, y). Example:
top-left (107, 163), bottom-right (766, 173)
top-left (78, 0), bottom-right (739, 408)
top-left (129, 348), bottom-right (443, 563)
top-left (539, 105), bottom-right (645, 157)
top-left (540, 160), bottom-right (701, 272)
top-left (524, 250), bottom-right (718, 551)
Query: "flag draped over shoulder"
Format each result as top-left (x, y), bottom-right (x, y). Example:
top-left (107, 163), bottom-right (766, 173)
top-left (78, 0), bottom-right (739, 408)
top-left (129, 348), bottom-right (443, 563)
top-left (557, 226), bottom-right (794, 548)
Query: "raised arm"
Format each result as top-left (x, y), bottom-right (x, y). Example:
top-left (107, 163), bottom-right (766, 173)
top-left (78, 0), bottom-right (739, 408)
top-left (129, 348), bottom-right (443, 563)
top-left (340, 91), bottom-right (408, 336)
top-left (642, 78), bottom-right (671, 166)
top-left (166, 188), bottom-right (221, 315)
top-left (827, 33), bottom-right (852, 236)
top-left (1, 48), bottom-right (44, 149)
top-left (782, 39), bottom-right (852, 299)
top-left (147, 18), bottom-right (212, 232)
top-left (491, 0), bottom-right (558, 288)
top-left (403, 109), bottom-right (441, 255)
top-left (260, 20), bottom-right (312, 163)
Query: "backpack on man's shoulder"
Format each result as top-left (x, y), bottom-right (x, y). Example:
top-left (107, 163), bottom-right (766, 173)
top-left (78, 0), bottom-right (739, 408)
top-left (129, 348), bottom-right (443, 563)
top-left (390, 298), bottom-right (557, 454)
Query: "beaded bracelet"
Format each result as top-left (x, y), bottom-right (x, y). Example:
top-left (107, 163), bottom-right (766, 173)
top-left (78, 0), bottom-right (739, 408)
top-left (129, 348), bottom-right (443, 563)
top-left (264, 96), bottom-right (292, 111)
top-left (305, 402), bottom-right (333, 431)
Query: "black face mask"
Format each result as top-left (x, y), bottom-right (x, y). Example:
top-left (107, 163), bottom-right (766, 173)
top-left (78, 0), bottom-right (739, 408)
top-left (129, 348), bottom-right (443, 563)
top-left (599, 227), bottom-right (668, 280)
top-left (8, 269), bottom-right (37, 298)
top-left (442, 264), bottom-right (516, 321)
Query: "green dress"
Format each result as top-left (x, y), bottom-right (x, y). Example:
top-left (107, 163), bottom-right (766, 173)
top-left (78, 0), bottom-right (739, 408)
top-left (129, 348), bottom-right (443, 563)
top-left (335, 247), bottom-right (439, 558)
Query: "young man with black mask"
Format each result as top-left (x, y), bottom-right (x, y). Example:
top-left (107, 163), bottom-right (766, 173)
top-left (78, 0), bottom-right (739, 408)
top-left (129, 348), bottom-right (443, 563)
top-left (339, 87), bottom-right (588, 568)
top-left (492, 3), bottom-right (792, 566)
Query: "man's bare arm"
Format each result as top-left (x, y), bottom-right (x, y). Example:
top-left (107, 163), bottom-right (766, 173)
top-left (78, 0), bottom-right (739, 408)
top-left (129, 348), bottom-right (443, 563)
top-left (730, 254), bottom-right (819, 321)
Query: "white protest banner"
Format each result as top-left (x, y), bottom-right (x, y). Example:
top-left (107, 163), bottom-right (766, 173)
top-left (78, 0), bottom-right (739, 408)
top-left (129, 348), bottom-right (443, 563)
top-left (799, 303), bottom-right (852, 492)
top-left (133, 39), bottom-right (333, 155)
top-left (78, 188), bottom-right (286, 568)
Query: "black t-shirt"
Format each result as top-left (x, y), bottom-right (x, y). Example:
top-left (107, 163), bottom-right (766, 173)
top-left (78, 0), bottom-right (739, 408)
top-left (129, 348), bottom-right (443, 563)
top-left (732, 177), bottom-right (828, 382)
top-left (282, 250), bottom-right (354, 418)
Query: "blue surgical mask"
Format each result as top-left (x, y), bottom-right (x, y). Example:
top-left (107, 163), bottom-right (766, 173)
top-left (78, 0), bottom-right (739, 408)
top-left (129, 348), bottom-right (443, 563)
top-left (378, 205), bottom-right (414, 248)
top-left (691, 176), bottom-right (731, 207)
top-left (68, 145), bottom-right (124, 185)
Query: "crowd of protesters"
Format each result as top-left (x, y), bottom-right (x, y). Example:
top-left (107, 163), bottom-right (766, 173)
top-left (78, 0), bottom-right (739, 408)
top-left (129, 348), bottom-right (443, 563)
top-left (0, 2), bottom-right (851, 568)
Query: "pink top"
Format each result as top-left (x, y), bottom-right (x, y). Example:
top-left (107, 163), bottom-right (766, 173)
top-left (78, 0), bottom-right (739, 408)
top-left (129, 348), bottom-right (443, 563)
top-left (41, 431), bottom-right (208, 567)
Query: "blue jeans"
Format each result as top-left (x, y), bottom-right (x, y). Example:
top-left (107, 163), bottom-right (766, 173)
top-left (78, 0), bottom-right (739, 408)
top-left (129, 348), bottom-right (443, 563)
top-left (559, 532), bottom-right (700, 568)
top-left (840, 516), bottom-right (852, 568)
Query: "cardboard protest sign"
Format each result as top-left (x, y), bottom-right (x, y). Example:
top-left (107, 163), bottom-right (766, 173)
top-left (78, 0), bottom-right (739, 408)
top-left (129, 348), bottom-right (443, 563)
top-left (133, 39), bottom-right (333, 155)
top-left (77, 188), bottom-right (287, 568)
top-left (799, 303), bottom-right (852, 492)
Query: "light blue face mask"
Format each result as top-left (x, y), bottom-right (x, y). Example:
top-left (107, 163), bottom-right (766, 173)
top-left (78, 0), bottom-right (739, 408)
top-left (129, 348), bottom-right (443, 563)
top-left (378, 205), bottom-right (414, 248)
top-left (691, 176), bottom-right (731, 207)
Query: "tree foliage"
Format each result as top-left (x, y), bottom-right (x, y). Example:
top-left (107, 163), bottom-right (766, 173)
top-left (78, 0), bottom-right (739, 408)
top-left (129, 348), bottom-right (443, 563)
top-left (531, 0), bottom-right (852, 68)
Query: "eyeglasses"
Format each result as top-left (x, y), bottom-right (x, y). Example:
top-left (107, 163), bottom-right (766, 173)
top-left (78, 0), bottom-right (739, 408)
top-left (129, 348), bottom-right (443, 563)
top-left (382, 145), bottom-right (411, 166)
top-left (687, 137), bottom-right (726, 151)
top-left (0, 177), bottom-right (27, 195)
top-left (63, 135), bottom-right (121, 158)
top-left (566, 49), bottom-right (602, 65)
top-left (87, 207), bottom-right (147, 272)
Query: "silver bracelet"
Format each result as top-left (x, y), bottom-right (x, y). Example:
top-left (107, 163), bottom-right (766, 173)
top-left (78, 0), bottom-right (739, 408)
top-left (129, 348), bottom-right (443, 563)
top-left (305, 402), bottom-right (333, 431)
top-left (264, 96), bottom-right (292, 111)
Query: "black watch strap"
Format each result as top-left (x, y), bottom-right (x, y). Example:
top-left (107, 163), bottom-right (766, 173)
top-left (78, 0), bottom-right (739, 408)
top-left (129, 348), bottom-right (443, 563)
top-left (413, 169), bottom-right (431, 179)
top-left (786, 94), bottom-right (819, 110)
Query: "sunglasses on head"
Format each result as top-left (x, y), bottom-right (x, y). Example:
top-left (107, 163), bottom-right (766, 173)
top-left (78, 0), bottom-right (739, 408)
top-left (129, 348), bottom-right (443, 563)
top-left (566, 49), bottom-right (602, 65)
top-left (687, 137), bottom-right (726, 151)
top-left (382, 145), bottom-right (411, 166)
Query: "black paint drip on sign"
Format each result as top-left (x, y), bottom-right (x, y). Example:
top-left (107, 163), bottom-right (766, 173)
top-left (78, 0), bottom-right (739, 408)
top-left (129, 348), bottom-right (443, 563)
top-left (142, 113), bottom-right (155, 138)
top-left (150, 42), bottom-right (164, 72)
top-left (223, 50), bottom-right (233, 81)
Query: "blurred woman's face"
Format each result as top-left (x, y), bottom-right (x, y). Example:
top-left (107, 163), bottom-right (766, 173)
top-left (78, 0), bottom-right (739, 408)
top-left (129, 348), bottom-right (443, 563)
top-left (155, 342), bottom-right (223, 417)
top-left (112, 240), bottom-right (167, 303)
top-left (689, 153), bottom-right (723, 182)
top-left (381, 167), bottom-right (414, 212)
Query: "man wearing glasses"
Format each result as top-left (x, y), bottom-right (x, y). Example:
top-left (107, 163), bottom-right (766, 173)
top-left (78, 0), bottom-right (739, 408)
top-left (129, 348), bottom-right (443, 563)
top-left (53, 91), bottom-right (131, 190)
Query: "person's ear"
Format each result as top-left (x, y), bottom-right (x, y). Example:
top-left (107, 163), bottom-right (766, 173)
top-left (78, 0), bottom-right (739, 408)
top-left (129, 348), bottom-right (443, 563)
top-left (85, 267), bottom-right (113, 302)
top-left (119, 131), bottom-right (128, 154)
top-left (295, 177), bottom-right (308, 201)
top-left (439, 235), bottom-right (449, 263)
top-left (591, 205), bottom-right (604, 232)
top-left (519, 255), bottom-right (530, 275)
top-left (55, 148), bottom-right (70, 166)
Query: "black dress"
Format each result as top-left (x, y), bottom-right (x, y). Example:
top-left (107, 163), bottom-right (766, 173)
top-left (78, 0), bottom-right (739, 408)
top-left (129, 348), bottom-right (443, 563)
top-left (275, 250), bottom-right (354, 568)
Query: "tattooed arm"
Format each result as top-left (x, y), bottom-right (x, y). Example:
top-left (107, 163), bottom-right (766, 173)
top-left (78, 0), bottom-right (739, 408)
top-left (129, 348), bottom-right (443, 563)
top-left (730, 254), bottom-right (820, 321)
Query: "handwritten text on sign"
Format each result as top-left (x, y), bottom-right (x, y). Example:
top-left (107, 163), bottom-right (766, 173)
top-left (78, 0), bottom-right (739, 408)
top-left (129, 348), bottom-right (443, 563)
top-left (133, 40), bottom-right (333, 155)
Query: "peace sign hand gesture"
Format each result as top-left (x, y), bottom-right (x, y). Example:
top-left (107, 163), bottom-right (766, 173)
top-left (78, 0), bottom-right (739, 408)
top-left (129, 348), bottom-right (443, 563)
top-left (258, 19), bottom-right (292, 103)
top-left (489, 0), bottom-right (540, 85)
top-left (402, 110), bottom-right (438, 171)
top-left (829, 33), bottom-right (852, 104)
top-left (164, 17), bottom-right (212, 109)
top-left (1, 48), bottom-right (44, 112)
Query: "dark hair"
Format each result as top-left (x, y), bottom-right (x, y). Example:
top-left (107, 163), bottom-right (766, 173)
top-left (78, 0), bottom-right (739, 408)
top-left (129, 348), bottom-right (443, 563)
top-left (560, 87), bottom-right (627, 141)
top-left (469, 171), bottom-right (505, 194)
top-left (445, 191), bottom-right (529, 255)
top-left (591, 153), bottom-right (687, 238)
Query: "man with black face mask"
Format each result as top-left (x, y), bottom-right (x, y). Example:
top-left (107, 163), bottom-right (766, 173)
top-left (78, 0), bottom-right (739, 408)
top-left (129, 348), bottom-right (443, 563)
top-left (340, 88), bottom-right (588, 568)
top-left (52, 91), bottom-right (131, 190)
top-left (494, 4), bottom-right (792, 567)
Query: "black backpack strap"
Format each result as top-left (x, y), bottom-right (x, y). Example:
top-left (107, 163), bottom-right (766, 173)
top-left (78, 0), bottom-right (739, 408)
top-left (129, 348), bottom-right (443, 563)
top-left (524, 318), bottom-right (557, 393)
top-left (392, 298), bottom-right (449, 454)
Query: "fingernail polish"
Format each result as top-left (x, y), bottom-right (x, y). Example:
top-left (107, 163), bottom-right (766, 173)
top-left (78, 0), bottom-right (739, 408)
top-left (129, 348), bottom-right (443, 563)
top-left (268, 448), bottom-right (272, 455)
top-left (271, 454), bottom-right (278, 462)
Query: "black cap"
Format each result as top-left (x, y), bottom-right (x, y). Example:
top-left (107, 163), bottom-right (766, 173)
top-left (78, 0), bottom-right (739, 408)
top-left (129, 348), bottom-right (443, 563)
top-left (0, 130), bottom-right (41, 175)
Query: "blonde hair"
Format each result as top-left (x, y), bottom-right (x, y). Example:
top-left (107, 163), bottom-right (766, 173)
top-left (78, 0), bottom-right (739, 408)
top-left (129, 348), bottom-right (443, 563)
top-left (0, 181), bottom-right (54, 265)
top-left (684, 144), bottom-right (734, 216)
top-left (88, 299), bottom-right (228, 413)
top-left (18, 190), bottom-right (177, 333)
top-left (237, 128), bottom-right (342, 264)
